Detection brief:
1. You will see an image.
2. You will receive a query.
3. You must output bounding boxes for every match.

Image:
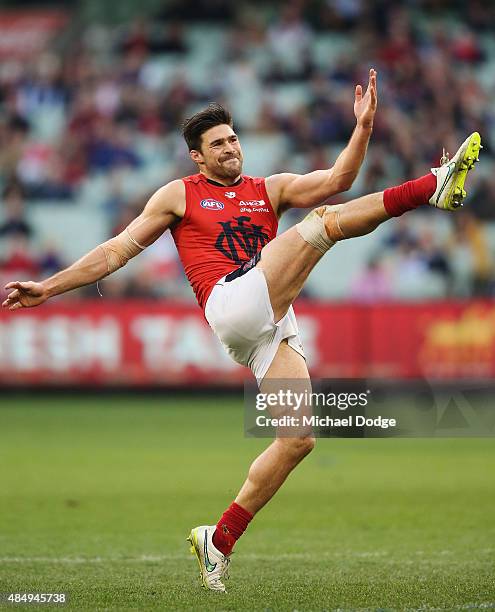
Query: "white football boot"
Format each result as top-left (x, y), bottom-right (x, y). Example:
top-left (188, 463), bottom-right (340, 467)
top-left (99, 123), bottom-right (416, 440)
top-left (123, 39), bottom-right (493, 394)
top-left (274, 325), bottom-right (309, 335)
top-left (187, 525), bottom-right (230, 592)
top-left (429, 132), bottom-right (481, 211)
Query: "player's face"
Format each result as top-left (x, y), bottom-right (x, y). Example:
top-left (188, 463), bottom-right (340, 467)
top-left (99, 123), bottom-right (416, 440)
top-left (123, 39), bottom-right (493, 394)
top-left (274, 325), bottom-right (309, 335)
top-left (191, 124), bottom-right (243, 181)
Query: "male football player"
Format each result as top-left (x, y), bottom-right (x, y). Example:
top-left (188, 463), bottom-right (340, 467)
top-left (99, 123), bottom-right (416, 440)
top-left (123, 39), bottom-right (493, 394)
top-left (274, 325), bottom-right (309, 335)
top-left (3, 69), bottom-right (481, 592)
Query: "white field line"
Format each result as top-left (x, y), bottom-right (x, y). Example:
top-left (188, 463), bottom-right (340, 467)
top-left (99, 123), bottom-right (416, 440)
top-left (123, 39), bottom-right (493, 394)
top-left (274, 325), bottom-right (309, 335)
top-left (404, 604), bottom-right (495, 612)
top-left (0, 549), bottom-right (492, 564)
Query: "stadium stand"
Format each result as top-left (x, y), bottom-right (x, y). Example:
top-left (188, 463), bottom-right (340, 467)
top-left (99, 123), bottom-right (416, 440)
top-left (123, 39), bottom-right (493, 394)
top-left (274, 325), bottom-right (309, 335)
top-left (0, 0), bottom-right (494, 301)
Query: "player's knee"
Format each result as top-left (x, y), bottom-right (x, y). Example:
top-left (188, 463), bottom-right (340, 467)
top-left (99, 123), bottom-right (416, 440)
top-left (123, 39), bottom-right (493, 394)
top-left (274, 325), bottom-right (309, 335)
top-left (296, 205), bottom-right (345, 255)
top-left (319, 205), bottom-right (346, 244)
top-left (300, 435), bottom-right (316, 456)
top-left (282, 435), bottom-right (316, 460)
top-left (293, 435), bottom-right (316, 459)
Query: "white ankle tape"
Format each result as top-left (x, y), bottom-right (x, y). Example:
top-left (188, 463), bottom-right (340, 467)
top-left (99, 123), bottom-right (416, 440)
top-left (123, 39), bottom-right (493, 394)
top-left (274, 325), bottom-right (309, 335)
top-left (296, 206), bottom-right (334, 254)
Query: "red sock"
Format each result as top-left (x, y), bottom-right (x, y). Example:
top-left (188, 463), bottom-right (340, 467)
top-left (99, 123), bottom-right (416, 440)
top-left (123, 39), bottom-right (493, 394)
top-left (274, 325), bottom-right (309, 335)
top-left (383, 173), bottom-right (436, 217)
top-left (212, 502), bottom-right (253, 556)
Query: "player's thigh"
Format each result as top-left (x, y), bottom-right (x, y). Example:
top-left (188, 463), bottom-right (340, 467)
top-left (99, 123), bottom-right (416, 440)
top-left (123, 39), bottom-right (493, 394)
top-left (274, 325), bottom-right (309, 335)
top-left (257, 227), bottom-right (322, 321)
top-left (261, 337), bottom-right (309, 381)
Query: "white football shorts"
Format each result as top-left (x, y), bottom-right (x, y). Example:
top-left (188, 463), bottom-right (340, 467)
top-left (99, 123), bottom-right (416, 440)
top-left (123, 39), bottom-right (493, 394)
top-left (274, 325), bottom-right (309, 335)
top-left (204, 263), bottom-right (305, 385)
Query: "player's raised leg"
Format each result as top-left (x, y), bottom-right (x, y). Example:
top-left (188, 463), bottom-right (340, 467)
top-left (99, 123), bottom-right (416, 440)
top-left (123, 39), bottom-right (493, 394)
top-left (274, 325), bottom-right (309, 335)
top-left (260, 132), bottom-right (481, 321)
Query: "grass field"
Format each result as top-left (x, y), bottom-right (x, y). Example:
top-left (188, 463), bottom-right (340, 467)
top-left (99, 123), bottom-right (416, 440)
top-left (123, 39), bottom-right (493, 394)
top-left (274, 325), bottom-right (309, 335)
top-left (0, 393), bottom-right (494, 611)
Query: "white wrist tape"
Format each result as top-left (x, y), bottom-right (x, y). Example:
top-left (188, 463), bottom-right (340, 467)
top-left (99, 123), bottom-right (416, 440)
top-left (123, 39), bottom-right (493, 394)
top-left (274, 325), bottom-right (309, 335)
top-left (296, 205), bottom-right (345, 254)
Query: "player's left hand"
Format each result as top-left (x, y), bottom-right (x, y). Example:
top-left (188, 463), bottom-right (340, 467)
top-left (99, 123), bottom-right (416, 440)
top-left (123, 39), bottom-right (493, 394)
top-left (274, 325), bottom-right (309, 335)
top-left (354, 68), bottom-right (377, 130)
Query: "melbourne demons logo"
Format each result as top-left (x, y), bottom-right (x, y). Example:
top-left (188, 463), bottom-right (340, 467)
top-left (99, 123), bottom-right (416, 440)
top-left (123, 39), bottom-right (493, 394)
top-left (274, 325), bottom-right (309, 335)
top-left (215, 215), bottom-right (270, 264)
top-left (200, 198), bottom-right (224, 211)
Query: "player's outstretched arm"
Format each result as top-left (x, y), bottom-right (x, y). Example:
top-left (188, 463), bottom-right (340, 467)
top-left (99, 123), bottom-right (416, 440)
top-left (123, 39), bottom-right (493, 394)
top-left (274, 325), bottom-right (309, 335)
top-left (2, 180), bottom-right (185, 311)
top-left (266, 68), bottom-right (377, 212)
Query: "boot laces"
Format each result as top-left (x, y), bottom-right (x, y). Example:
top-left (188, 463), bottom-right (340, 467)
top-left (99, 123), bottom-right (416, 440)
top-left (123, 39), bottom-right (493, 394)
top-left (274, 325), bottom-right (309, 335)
top-left (222, 554), bottom-right (231, 580)
top-left (208, 554), bottom-right (231, 586)
top-left (440, 148), bottom-right (450, 165)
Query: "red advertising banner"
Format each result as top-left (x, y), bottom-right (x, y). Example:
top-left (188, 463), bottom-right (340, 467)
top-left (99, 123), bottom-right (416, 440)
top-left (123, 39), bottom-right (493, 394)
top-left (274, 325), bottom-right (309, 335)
top-left (0, 10), bottom-right (69, 58)
top-left (0, 300), bottom-right (494, 386)
top-left (366, 301), bottom-right (495, 379)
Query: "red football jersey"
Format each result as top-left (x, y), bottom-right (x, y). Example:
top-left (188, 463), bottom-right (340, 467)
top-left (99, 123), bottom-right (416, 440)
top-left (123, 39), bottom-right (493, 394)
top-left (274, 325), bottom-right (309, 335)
top-left (171, 173), bottom-right (278, 310)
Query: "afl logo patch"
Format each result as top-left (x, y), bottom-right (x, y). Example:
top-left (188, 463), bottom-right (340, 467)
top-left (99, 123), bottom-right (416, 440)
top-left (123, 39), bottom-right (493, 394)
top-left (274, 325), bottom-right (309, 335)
top-left (200, 198), bottom-right (224, 211)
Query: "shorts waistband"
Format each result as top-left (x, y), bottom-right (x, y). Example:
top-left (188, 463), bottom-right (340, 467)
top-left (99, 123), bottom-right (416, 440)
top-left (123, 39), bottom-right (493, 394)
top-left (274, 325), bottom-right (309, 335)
top-left (224, 251), bottom-right (261, 283)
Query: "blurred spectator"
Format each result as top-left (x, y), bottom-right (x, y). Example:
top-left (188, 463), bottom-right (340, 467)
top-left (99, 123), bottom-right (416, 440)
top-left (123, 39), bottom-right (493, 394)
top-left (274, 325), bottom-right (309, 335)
top-left (39, 241), bottom-right (65, 277)
top-left (392, 243), bottom-right (446, 300)
top-left (0, 235), bottom-right (39, 284)
top-left (159, 0), bottom-right (236, 22)
top-left (419, 230), bottom-right (451, 283)
top-left (268, 2), bottom-right (313, 80)
top-left (448, 214), bottom-right (493, 297)
top-left (87, 121), bottom-right (141, 173)
top-left (470, 176), bottom-right (495, 221)
top-left (383, 216), bottom-right (418, 251)
top-left (0, 115), bottom-right (30, 181)
top-left (0, 183), bottom-right (33, 239)
top-left (149, 22), bottom-right (187, 55)
top-left (118, 18), bottom-right (152, 56)
top-left (451, 29), bottom-right (484, 64)
top-left (350, 256), bottom-right (392, 302)
top-left (17, 144), bottom-right (74, 200)
top-left (137, 233), bottom-right (183, 298)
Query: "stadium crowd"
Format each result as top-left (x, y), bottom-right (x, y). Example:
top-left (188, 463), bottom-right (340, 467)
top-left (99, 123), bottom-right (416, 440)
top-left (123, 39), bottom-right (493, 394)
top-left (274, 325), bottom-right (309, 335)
top-left (0, 0), bottom-right (494, 300)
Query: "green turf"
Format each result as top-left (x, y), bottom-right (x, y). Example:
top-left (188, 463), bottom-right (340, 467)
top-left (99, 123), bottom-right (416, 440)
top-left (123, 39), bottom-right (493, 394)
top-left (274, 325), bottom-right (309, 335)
top-left (0, 394), bottom-right (494, 611)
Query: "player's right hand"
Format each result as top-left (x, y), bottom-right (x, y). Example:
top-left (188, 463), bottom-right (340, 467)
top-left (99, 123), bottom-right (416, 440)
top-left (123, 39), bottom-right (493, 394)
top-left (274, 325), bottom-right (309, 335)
top-left (2, 281), bottom-right (48, 310)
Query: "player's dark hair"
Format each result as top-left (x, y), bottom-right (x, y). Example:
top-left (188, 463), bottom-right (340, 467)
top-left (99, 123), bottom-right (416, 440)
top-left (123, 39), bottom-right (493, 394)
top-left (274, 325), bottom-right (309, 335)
top-left (182, 103), bottom-right (233, 151)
